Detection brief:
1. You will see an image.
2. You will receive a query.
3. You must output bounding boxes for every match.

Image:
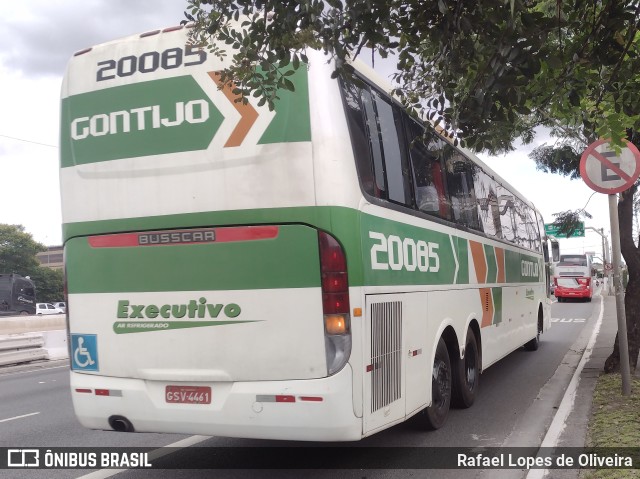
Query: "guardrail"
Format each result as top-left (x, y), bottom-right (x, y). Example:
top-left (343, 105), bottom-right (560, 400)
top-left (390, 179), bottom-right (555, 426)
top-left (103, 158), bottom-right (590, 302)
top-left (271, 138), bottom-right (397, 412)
top-left (0, 314), bottom-right (68, 367)
top-left (0, 333), bottom-right (48, 366)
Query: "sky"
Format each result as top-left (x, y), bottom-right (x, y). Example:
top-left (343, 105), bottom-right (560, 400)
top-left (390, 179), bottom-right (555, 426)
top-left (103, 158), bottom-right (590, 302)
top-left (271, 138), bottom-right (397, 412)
top-left (0, 0), bottom-right (615, 259)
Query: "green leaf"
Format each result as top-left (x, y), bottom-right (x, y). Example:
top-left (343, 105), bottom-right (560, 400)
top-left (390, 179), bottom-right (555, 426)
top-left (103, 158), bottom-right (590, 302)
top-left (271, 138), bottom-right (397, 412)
top-left (283, 78), bottom-right (295, 91)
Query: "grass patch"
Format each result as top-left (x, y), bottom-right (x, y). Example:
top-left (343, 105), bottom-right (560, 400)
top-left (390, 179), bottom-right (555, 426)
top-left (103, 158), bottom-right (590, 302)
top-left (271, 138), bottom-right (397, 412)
top-left (582, 373), bottom-right (640, 479)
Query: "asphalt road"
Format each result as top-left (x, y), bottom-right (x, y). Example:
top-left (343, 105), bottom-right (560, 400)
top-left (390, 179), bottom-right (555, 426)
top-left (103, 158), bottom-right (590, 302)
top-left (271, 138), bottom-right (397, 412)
top-left (0, 294), bottom-right (601, 479)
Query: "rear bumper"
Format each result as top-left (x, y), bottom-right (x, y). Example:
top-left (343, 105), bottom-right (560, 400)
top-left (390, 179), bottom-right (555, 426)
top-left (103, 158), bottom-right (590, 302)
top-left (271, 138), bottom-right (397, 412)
top-left (555, 288), bottom-right (591, 298)
top-left (70, 365), bottom-right (362, 442)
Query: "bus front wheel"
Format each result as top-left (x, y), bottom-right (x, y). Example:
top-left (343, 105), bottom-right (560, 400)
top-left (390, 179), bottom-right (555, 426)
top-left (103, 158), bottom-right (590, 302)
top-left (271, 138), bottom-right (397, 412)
top-left (423, 337), bottom-right (451, 430)
top-left (452, 329), bottom-right (479, 409)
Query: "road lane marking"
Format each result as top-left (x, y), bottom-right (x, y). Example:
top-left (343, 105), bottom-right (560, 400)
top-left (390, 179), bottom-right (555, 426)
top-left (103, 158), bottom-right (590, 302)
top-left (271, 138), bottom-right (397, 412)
top-left (0, 412), bottom-right (40, 423)
top-left (77, 435), bottom-right (210, 478)
top-left (551, 318), bottom-right (586, 323)
top-left (526, 294), bottom-right (604, 479)
top-left (0, 364), bottom-right (68, 377)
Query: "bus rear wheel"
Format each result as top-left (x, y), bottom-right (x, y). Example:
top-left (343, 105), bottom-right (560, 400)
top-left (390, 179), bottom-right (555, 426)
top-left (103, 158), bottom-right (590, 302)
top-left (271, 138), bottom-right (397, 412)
top-left (524, 317), bottom-right (542, 351)
top-left (423, 337), bottom-right (451, 430)
top-left (452, 329), bottom-right (479, 408)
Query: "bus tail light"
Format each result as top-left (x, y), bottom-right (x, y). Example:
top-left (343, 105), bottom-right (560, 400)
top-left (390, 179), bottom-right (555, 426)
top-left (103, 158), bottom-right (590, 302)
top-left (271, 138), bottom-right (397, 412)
top-left (325, 314), bottom-right (348, 335)
top-left (318, 231), bottom-right (351, 376)
top-left (578, 277), bottom-right (591, 287)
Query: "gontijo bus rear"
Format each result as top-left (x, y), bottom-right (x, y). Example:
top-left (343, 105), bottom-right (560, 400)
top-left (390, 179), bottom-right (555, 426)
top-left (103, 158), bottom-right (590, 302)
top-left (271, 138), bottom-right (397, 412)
top-left (61, 25), bottom-right (550, 441)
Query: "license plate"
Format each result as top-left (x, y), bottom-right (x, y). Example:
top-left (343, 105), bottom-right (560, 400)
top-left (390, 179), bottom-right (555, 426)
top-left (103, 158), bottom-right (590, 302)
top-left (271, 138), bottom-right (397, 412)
top-left (165, 386), bottom-right (211, 404)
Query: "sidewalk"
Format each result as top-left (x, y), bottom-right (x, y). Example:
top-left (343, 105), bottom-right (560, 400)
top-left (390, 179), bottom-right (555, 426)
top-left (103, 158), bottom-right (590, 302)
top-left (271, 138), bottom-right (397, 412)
top-left (557, 294), bottom-right (615, 445)
top-left (551, 293), bottom-right (632, 478)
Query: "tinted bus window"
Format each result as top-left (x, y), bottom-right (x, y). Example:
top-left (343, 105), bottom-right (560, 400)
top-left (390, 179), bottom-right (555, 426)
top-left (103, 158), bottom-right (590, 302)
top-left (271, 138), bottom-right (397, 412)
top-left (340, 80), bottom-right (377, 197)
top-left (361, 88), bottom-right (387, 197)
top-left (372, 92), bottom-right (412, 206)
top-left (444, 150), bottom-right (480, 230)
top-left (405, 120), bottom-right (450, 219)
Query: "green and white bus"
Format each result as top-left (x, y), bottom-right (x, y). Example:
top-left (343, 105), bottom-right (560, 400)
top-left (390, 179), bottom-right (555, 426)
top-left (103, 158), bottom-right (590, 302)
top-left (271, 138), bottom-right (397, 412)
top-left (61, 25), bottom-right (551, 441)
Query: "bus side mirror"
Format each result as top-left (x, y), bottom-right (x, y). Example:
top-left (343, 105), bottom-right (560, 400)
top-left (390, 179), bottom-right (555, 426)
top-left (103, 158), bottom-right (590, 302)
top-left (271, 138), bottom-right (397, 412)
top-left (551, 241), bottom-right (560, 262)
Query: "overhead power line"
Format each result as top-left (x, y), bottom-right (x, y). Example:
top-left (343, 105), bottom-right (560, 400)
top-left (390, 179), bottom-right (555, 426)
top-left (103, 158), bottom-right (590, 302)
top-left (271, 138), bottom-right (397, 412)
top-left (0, 134), bottom-right (57, 148)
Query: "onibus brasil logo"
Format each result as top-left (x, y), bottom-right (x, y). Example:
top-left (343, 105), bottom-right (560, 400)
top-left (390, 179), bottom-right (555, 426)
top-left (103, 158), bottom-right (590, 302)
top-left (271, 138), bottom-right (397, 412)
top-left (113, 298), bottom-right (259, 334)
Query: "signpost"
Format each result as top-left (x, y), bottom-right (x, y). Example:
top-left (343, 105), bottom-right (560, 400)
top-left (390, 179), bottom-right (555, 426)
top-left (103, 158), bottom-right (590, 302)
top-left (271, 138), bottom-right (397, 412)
top-left (580, 139), bottom-right (640, 396)
top-left (544, 222), bottom-right (584, 238)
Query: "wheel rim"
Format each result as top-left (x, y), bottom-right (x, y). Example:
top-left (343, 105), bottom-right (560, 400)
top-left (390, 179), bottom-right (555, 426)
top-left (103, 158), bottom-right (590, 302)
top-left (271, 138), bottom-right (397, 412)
top-left (432, 357), bottom-right (450, 409)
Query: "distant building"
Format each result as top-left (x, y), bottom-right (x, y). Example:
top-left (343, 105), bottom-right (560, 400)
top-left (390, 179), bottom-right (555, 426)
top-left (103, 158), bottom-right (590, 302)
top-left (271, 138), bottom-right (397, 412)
top-left (37, 246), bottom-right (64, 270)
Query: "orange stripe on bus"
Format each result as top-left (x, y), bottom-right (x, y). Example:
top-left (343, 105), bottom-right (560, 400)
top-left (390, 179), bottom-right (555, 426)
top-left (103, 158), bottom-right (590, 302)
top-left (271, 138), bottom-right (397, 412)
top-left (479, 288), bottom-right (494, 328)
top-left (469, 240), bottom-right (487, 284)
top-left (209, 71), bottom-right (259, 148)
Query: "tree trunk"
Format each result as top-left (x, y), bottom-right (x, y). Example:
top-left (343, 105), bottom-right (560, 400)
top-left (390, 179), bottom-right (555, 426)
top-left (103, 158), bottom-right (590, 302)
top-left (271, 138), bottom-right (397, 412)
top-left (604, 185), bottom-right (640, 373)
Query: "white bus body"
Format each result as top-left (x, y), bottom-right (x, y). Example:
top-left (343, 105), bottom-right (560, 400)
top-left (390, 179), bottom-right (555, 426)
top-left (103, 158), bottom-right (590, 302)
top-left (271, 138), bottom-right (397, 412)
top-left (61, 26), bottom-right (550, 441)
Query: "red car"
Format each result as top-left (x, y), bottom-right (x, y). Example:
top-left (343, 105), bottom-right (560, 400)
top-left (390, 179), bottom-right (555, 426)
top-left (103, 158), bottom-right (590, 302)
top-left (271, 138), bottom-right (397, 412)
top-left (554, 276), bottom-right (593, 302)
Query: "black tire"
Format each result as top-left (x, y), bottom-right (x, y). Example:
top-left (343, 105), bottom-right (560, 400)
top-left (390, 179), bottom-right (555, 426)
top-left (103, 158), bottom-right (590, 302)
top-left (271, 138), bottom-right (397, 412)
top-left (423, 338), bottom-right (451, 430)
top-left (524, 326), bottom-right (540, 351)
top-left (452, 330), bottom-right (479, 408)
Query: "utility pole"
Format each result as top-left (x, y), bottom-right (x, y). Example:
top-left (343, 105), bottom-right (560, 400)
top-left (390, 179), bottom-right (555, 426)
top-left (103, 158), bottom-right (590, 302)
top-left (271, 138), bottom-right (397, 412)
top-left (586, 227), bottom-right (612, 294)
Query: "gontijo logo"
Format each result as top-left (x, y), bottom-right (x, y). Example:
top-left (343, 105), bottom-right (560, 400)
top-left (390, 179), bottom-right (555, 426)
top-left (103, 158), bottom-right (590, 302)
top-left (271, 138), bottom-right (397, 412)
top-left (521, 260), bottom-right (539, 278)
top-left (70, 100), bottom-right (210, 140)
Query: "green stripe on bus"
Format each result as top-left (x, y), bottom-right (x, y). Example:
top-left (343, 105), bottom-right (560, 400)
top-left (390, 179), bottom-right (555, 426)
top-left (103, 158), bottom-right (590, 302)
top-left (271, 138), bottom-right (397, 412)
top-left (492, 287), bottom-right (503, 325)
top-left (484, 244), bottom-right (497, 283)
top-left (66, 224), bottom-right (322, 294)
top-left (63, 206), bottom-right (542, 292)
top-left (63, 206), bottom-right (367, 288)
top-left (257, 67), bottom-right (311, 144)
top-left (454, 237), bottom-right (469, 285)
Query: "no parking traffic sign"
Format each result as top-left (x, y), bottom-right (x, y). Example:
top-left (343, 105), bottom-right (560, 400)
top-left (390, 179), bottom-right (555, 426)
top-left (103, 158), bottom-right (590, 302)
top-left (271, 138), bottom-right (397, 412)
top-left (579, 138), bottom-right (637, 396)
top-left (579, 139), bottom-right (640, 194)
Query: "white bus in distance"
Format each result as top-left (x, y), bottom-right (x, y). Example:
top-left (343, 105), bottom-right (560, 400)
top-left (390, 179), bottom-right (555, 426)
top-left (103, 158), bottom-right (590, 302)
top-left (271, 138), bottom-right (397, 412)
top-left (554, 254), bottom-right (594, 302)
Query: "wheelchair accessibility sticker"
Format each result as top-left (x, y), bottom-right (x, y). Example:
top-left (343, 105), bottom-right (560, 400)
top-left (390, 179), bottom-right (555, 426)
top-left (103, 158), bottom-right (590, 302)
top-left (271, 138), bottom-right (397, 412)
top-left (71, 334), bottom-right (99, 371)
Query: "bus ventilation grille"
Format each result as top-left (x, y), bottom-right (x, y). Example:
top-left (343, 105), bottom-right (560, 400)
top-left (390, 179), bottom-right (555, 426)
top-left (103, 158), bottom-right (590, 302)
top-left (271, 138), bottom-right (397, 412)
top-left (370, 301), bottom-right (402, 413)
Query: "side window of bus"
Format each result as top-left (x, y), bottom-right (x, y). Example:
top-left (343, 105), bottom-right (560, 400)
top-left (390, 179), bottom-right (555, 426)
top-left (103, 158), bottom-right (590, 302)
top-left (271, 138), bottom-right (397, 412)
top-left (497, 184), bottom-right (518, 243)
top-left (339, 80), bottom-right (377, 198)
top-left (513, 199), bottom-right (531, 249)
top-left (340, 79), bottom-right (412, 206)
top-left (360, 88), bottom-right (387, 198)
top-left (443, 150), bottom-right (480, 230)
top-left (473, 168), bottom-right (501, 238)
top-left (537, 212), bottom-right (547, 256)
top-left (371, 92), bottom-right (412, 206)
top-left (525, 206), bottom-right (541, 251)
top-left (405, 120), bottom-right (450, 219)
